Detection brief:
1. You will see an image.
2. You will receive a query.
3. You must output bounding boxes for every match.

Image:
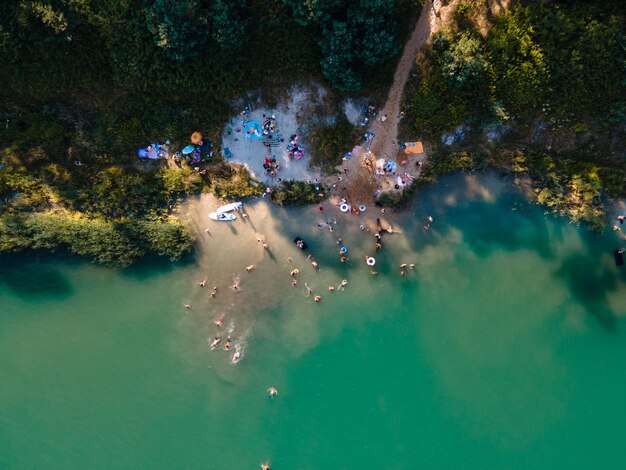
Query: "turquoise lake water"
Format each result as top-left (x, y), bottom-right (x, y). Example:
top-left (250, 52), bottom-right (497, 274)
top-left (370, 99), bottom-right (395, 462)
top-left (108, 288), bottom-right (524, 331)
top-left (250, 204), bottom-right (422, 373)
top-left (2, 173), bottom-right (626, 469)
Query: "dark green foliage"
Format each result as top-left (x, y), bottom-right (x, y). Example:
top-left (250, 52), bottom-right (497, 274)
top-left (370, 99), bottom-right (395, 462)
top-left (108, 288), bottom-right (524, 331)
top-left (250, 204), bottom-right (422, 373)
top-left (308, 117), bottom-right (358, 173)
top-left (210, 0), bottom-right (246, 50)
top-left (281, 0), bottom-right (342, 26)
top-left (403, 1), bottom-right (625, 137)
top-left (145, 0), bottom-right (209, 62)
top-left (487, 8), bottom-right (548, 116)
top-left (320, 22), bottom-right (362, 91)
top-left (439, 32), bottom-right (485, 90)
top-left (0, 212), bottom-right (194, 267)
top-left (283, 0), bottom-right (402, 90)
top-left (270, 181), bottom-right (328, 206)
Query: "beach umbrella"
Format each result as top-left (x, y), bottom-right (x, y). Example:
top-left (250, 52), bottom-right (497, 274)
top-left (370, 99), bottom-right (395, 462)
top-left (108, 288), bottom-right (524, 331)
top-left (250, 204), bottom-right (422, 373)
top-left (182, 145), bottom-right (195, 155)
top-left (191, 131), bottom-right (203, 144)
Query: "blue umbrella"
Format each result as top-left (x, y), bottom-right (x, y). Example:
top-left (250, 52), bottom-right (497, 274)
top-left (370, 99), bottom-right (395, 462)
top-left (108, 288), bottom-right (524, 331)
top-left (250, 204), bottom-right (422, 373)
top-left (182, 145), bottom-right (195, 155)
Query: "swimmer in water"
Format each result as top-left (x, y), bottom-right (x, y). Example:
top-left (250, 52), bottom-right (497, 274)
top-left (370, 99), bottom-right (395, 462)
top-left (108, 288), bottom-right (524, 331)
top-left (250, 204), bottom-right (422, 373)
top-left (409, 263), bottom-right (416, 269)
top-left (376, 242), bottom-right (382, 252)
top-left (223, 337), bottom-right (232, 351)
top-left (287, 257), bottom-right (293, 263)
top-left (340, 279), bottom-right (348, 287)
top-left (210, 336), bottom-right (221, 349)
top-left (400, 263), bottom-right (407, 269)
top-left (197, 275), bottom-right (208, 287)
top-left (261, 463), bottom-right (271, 470)
top-left (184, 304), bottom-right (191, 309)
top-left (426, 215), bottom-right (433, 223)
top-left (215, 314), bottom-right (225, 328)
top-left (246, 264), bottom-right (256, 272)
top-left (231, 274), bottom-right (241, 291)
top-left (267, 387), bottom-right (278, 398)
top-left (304, 283), bottom-right (312, 297)
top-left (311, 261), bottom-right (319, 268)
top-left (292, 279), bottom-right (298, 286)
top-left (401, 270), bottom-right (407, 277)
top-left (290, 269), bottom-right (299, 277)
top-left (424, 223), bottom-right (430, 231)
top-left (231, 348), bottom-right (241, 364)
top-left (314, 295), bottom-right (322, 302)
top-left (371, 271), bottom-right (378, 276)
top-left (328, 286), bottom-right (335, 292)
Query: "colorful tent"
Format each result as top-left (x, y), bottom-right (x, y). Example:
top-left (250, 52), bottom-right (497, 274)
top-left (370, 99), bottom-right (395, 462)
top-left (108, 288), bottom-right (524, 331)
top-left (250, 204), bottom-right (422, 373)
top-left (244, 121), bottom-right (262, 140)
top-left (403, 141), bottom-right (424, 154)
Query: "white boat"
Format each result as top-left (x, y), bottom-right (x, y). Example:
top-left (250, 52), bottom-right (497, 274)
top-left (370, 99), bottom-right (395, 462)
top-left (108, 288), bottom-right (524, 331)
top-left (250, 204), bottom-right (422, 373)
top-left (209, 212), bottom-right (236, 221)
top-left (216, 202), bottom-right (243, 214)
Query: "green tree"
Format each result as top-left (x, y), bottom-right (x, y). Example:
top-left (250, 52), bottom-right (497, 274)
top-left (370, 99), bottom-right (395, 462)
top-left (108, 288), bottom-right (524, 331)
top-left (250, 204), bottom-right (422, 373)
top-left (319, 21), bottom-right (362, 91)
top-left (440, 32), bottom-right (485, 90)
top-left (349, 0), bottom-right (398, 66)
top-left (210, 0), bottom-right (246, 49)
top-left (280, 0), bottom-right (342, 27)
top-left (144, 0), bottom-right (209, 61)
top-left (487, 9), bottom-right (548, 116)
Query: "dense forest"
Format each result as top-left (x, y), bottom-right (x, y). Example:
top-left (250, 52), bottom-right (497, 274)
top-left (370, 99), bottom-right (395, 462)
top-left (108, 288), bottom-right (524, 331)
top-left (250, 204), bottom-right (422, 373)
top-left (0, 0), bottom-right (419, 265)
top-left (401, 0), bottom-right (625, 228)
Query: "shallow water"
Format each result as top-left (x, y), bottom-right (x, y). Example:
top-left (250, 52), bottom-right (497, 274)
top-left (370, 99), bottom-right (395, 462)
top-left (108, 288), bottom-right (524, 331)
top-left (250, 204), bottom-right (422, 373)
top-left (2, 173), bottom-right (626, 469)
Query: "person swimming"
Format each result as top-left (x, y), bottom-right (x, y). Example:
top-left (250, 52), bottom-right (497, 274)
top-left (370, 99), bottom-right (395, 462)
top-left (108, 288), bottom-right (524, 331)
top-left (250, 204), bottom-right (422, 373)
top-left (409, 263), bottom-right (416, 269)
top-left (184, 304), bottom-right (191, 309)
top-left (231, 347), bottom-right (242, 364)
top-left (231, 274), bottom-right (241, 291)
top-left (223, 337), bottom-right (232, 351)
top-left (340, 279), bottom-right (348, 287)
top-left (246, 264), bottom-right (256, 272)
top-left (304, 283), bottom-right (312, 297)
top-left (290, 268), bottom-right (299, 277)
top-left (215, 314), bottom-right (225, 328)
top-left (197, 275), bottom-right (208, 287)
top-left (210, 337), bottom-right (221, 349)
top-left (261, 463), bottom-right (271, 470)
top-left (314, 295), bottom-right (322, 302)
top-left (267, 387), bottom-right (278, 397)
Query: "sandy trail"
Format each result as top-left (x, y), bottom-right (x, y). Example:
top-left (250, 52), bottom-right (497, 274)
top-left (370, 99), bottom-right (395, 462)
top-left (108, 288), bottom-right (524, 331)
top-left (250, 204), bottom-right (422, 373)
top-left (340, 0), bottom-right (460, 200)
top-left (369, 0), bottom-right (460, 159)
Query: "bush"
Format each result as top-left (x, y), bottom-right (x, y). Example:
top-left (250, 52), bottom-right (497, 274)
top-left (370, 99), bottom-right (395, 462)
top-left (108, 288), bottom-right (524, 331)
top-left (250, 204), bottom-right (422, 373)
top-left (270, 181), bottom-right (328, 206)
top-left (0, 211), bottom-right (194, 267)
top-left (308, 117), bottom-right (358, 173)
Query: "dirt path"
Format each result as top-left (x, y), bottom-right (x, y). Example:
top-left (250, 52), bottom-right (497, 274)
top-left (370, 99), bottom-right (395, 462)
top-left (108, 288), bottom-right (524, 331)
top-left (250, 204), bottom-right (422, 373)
top-left (369, 0), bottom-right (460, 159)
top-left (336, 0), bottom-right (460, 203)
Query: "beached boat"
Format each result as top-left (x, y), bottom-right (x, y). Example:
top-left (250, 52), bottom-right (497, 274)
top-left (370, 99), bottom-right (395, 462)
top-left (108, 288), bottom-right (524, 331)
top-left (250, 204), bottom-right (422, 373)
top-left (216, 202), bottom-right (243, 213)
top-left (209, 212), bottom-right (236, 221)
